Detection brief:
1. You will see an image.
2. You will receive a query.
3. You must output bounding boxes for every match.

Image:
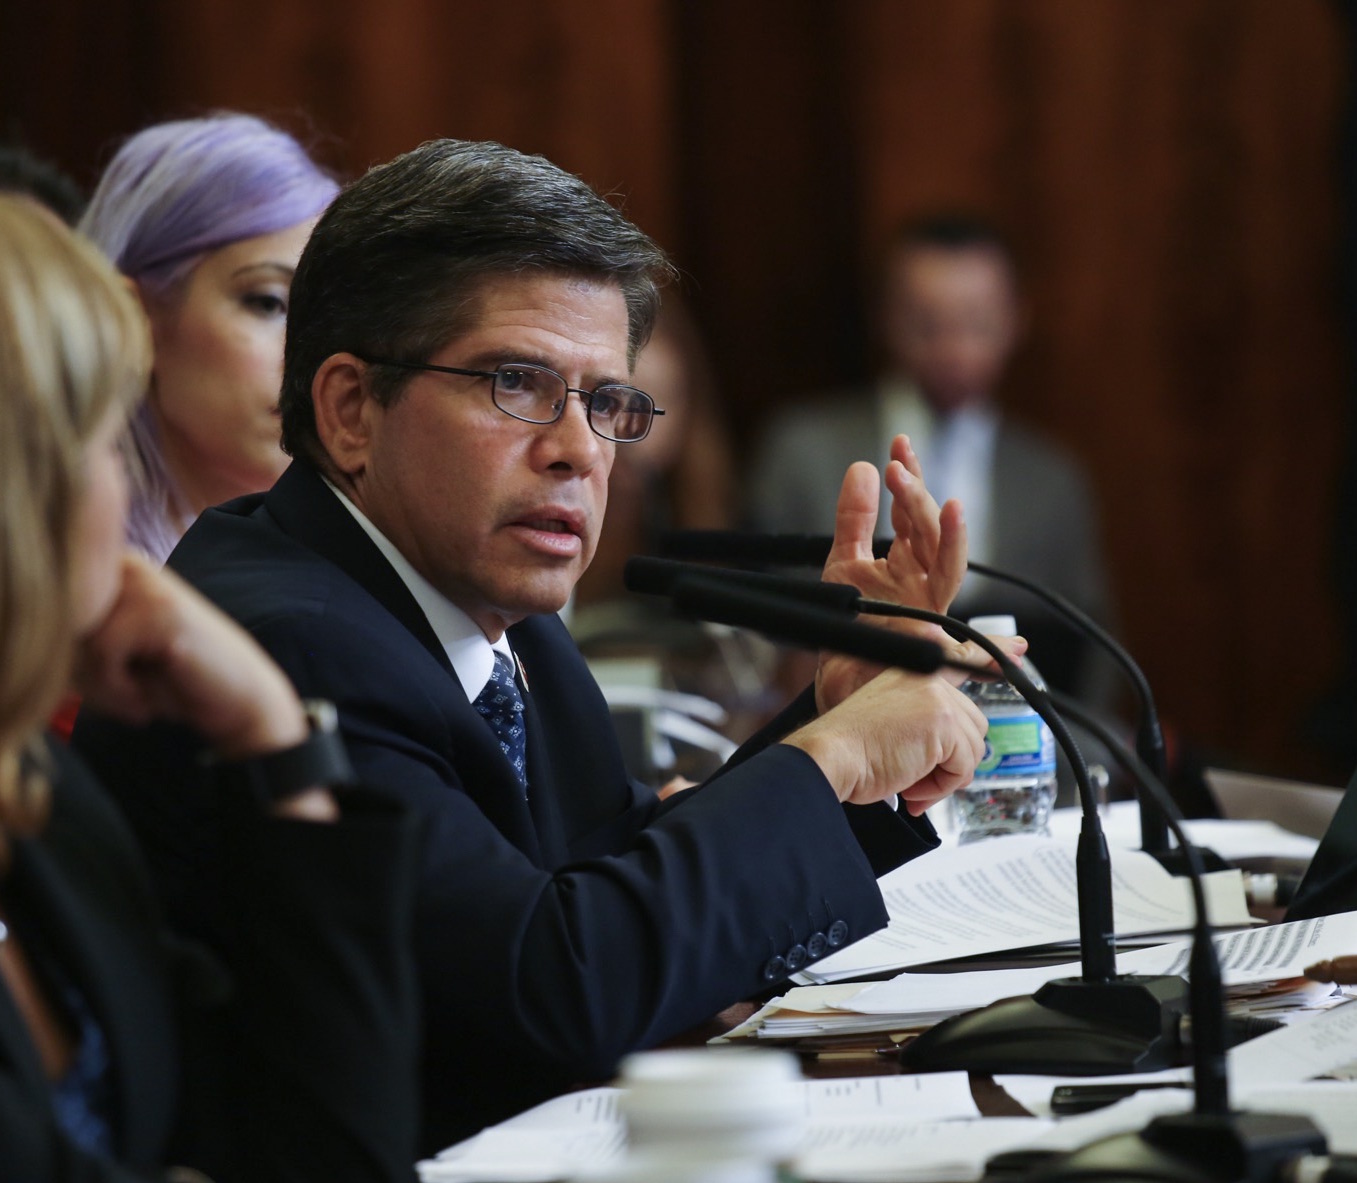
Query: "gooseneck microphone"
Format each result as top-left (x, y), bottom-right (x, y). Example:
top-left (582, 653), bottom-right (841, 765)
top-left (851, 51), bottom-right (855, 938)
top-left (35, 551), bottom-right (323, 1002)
top-left (636, 562), bottom-right (1190, 1074)
top-left (657, 571), bottom-right (989, 681)
top-left (992, 689), bottom-right (1327, 1183)
top-left (632, 556), bottom-right (1329, 1177)
top-left (655, 529), bottom-right (1180, 864)
top-left (623, 556), bottom-right (863, 615)
top-left (859, 605), bottom-right (1191, 1078)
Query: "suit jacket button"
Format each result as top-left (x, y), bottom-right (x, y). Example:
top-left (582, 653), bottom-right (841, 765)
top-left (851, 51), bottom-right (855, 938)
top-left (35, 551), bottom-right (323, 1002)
top-left (827, 920), bottom-right (850, 948)
top-left (762, 955), bottom-right (788, 982)
top-left (806, 931), bottom-right (828, 959)
top-left (785, 943), bottom-right (808, 971)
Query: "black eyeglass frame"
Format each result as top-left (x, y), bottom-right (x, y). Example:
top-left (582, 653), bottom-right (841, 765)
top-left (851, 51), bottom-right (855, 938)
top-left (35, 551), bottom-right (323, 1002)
top-left (360, 356), bottom-right (664, 443)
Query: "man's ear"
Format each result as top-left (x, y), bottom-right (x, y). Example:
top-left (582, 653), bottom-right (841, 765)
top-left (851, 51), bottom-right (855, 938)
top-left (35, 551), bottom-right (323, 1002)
top-left (312, 353), bottom-right (376, 477)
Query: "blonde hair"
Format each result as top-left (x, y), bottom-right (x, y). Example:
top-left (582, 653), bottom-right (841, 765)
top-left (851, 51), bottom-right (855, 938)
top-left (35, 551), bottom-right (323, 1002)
top-left (0, 195), bottom-right (150, 833)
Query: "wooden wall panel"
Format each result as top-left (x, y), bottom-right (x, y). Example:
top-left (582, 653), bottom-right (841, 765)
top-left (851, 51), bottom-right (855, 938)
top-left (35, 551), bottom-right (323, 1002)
top-left (670, 0), bottom-right (870, 400)
top-left (156, 0), bottom-right (679, 244)
top-left (3, 0), bottom-right (677, 243)
top-left (1, 0), bottom-right (162, 184)
top-left (2, 0), bottom-right (1350, 777)
top-left (840, 0), bottom-right (1348, 773)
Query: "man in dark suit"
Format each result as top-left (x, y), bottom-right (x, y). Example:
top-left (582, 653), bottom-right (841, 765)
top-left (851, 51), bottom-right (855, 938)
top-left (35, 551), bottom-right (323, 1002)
top-left (76, 140), bottom-right (992, 1152)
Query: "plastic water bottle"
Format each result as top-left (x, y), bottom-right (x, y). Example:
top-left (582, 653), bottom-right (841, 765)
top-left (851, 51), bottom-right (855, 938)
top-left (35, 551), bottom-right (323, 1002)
top-left (952, 614), bottom-right (1057, 843)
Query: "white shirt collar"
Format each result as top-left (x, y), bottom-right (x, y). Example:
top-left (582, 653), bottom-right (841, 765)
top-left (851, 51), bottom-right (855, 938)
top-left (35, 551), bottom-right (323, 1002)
top-left (321, 477), bottom-right (510, 702)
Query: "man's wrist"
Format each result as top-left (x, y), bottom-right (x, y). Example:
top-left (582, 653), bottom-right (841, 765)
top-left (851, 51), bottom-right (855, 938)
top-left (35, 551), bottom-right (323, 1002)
top-left (782, 727), bottom-right (855, 804)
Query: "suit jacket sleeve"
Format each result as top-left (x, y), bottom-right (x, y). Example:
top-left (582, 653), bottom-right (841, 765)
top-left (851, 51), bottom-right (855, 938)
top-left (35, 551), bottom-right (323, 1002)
top-left (667, 683), bottom-right (941, 878)
top-left (260, 610), bottom-right (906, 1054)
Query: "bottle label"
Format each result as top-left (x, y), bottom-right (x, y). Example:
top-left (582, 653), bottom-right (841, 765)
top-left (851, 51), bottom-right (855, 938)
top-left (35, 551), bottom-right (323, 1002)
top-left (976, 711), bottom-right (1056, 776)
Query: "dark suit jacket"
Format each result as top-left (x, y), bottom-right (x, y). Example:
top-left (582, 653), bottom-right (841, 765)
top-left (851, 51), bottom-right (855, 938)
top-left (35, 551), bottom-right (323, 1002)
top-left (75, 460), bottom-right (939, 1151)
top-left (0, 739), bottom-right (419, 1183)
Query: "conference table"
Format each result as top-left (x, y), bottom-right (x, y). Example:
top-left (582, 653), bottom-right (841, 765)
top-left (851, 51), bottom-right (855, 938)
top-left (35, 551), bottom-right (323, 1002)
top-left (420, 805), bottom-right (1346, 1181)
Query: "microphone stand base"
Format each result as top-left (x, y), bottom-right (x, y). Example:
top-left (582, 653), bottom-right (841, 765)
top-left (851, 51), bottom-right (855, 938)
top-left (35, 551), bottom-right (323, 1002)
top-left (899, 975), bottom-right (1189, 1076)
top-left (1010, 1111), bottom-right (1327, 1183)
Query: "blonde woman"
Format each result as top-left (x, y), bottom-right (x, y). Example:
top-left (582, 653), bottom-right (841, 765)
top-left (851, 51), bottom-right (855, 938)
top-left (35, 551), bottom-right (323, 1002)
top-left (0, 195), bottom-right (418, 1182)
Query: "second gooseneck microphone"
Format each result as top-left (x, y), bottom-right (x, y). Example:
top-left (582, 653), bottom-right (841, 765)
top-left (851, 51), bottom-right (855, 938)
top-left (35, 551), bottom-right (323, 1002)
top-left (656, 529), bottom-right (1177, 859)
top-left (630, 558), bottom-right (1192, 1076)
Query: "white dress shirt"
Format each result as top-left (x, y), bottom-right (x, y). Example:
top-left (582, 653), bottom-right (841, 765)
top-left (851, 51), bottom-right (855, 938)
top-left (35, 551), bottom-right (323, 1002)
top-left (323, 478), bottom-right (512, 702)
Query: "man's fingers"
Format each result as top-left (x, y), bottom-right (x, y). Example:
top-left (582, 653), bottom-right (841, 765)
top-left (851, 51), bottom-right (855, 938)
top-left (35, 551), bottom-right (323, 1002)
top-left (898, 707), bottom-right (987, 815)
top-left (890, 433), bottom-right (923, 482)
top-left (959, 633), bottom-right (1029, 673)
top-left (934, 498), bottom-right (968, 604)
top-left (898, 758), bottom-right (975, 815)
top-left (936, 630), bottom-right (1030, 687)
top-left (825, 460), bottom-right (883, 569)
top-left (900, 781), bottom-right (953, 817)
top-left (884, 459), bottom-right (940, 568)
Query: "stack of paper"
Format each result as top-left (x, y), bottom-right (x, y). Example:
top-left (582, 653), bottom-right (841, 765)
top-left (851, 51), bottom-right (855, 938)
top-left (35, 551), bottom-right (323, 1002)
top-left (421, 1002), bottom-right (1357, 1182)
top-left (417, 1074), bottom-right (1026, 1183)
top-left (721, 912), bottom-right (1357, 1043)
top-left (797, 835), bottom-right (1253, 985)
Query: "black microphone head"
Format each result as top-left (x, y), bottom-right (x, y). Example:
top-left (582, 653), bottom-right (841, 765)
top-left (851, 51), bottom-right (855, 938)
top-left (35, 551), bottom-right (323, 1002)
top-left (623, 555), bottom-right (694, 597)
top-left (624, 555), bottom-right (862, 614)
top-left (656, 530), bottom-right (891, 566)
top-left (669, 573), bottom-right (945, 674)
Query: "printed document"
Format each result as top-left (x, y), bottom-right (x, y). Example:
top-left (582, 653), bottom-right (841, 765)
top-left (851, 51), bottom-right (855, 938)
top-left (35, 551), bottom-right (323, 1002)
top-left (418, 1074), bottom-right (991, 1182)
top-left (798, 836), bottom-right (1251, 984)
top-left (843, 910), bottom-right (1357, 1018)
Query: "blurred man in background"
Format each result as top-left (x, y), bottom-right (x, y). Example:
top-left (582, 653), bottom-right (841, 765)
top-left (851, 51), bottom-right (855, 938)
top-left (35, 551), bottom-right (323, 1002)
top-left (750, 212), bottom-right (1112, 697)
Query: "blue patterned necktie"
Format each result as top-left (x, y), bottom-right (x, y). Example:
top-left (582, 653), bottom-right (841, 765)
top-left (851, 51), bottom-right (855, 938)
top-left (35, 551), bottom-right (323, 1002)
top-left (473, 651), bottom-right (527, 792)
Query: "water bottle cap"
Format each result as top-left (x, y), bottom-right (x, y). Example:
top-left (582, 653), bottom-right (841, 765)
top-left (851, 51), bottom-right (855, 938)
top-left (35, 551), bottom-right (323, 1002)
top-left (966, 614), bottom-right (1018, 637)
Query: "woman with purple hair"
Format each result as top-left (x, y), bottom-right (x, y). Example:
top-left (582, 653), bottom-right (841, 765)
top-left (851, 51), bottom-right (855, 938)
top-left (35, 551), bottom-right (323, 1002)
top-left (81, 113), bottom-right (337, 561)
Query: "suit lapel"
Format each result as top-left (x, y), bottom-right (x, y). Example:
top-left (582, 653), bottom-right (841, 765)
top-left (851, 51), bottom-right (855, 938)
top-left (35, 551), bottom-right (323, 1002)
top-left (264, 463), bottom-right (551, 857)
top-left (263, 462), bottom-right (454, 677)
top-left (509, 615), bottom-right (641, 867)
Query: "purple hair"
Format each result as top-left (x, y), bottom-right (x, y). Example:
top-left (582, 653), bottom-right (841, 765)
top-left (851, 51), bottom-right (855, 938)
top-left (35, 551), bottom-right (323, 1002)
top-left (81, 112), bottom-right (337, 294)
top-left (79, 113), bottom-right (338, 561)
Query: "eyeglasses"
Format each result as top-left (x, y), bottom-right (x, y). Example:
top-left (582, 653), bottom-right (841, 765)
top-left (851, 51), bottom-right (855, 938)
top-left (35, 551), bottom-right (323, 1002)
top-left (362, 357), bottom-right (664, 443)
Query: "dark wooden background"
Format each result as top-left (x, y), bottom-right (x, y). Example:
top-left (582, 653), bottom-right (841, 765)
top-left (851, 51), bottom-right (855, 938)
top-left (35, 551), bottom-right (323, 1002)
top-left (5, 0), bottom-right (1352, 781)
